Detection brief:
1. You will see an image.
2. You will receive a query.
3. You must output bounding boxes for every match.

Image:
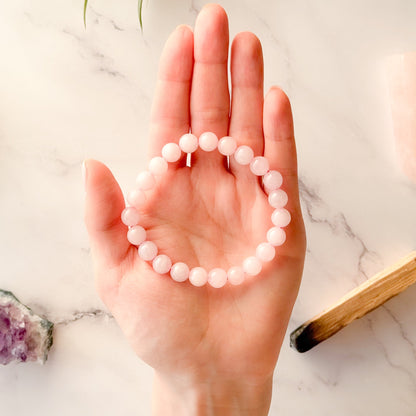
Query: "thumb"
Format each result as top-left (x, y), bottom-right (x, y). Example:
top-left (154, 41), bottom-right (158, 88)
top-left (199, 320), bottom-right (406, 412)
top-left (84, 159), bottom-right (129, 268)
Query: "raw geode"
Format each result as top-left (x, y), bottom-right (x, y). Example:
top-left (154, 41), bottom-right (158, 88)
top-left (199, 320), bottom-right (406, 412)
top-left (0, 289), bottom-right (53, 365)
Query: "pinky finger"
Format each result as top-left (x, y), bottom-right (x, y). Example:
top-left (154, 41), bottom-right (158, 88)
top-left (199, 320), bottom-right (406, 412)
top-left (263, 87), bottom-right (305, 255)
top-left (263, 86), bottom-right (299, 199)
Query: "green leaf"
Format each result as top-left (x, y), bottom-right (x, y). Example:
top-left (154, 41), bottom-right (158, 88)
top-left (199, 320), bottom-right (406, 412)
top-left (138, 0), bottom-right (143, 31)
top-left (83, 0), bottom-right (88, 28)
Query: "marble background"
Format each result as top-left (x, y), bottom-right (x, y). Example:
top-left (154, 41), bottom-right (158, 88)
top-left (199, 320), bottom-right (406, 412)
top-left (1, 0), bottom-right (416, 414)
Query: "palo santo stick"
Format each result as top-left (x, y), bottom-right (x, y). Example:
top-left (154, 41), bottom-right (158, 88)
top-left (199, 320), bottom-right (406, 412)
top-left (290, 251), bottom-right (416, 353)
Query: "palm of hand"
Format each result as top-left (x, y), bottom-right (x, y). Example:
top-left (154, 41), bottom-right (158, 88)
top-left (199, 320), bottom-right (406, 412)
top-left (106, 163), bottom-right (302, 382)
top-left (85, 5), bottom-right (306, 385)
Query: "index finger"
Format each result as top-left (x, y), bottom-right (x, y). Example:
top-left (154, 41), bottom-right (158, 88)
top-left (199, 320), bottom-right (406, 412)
top-left (148, 25), bottom-right (194, 165)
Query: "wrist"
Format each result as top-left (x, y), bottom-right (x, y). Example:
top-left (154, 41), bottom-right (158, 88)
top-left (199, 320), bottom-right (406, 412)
top-left (152, 371), bottom-right (273, 416)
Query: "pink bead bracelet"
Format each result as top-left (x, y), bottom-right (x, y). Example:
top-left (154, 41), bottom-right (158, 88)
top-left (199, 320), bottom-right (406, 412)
top-left (121, 132), bottom-right (290, 288)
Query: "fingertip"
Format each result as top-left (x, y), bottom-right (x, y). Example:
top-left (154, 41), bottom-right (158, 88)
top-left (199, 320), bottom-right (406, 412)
top-left (232, 31), bottom-right (262, 56)
top-left (231, 32), bottom-right (264, 88)
top-left (176, 24), bottom-right (193, 33)
top-left (266, 85), bottom-right (288, 98)
top-left (200, 3), bottom-right (228, 19)
top-left (263, 86), bottom-right (297, 179)
top-left (265, 86), bottom-right (291, 114)
top-left (264, 86), bottom-right (294, 144)
top-left (196, 2), bottom-right (228, 31)
top-left (84, 158), bottom-right (115, 191)
top-left (83, 158), bottom-right (101, 176)
top-left (159, 25), bottom-right (194, 83)
top-left (173, 24), bottom-right (194, 48)
top-left (84, 159), bottom-right (125, 234)
top-left (194, 3), bottom-right (229, 63)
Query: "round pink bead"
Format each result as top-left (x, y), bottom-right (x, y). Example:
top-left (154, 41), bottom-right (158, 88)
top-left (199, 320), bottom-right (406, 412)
top-left (179, 133), bottom-right (198, 153)
top-left (267, 227), bottom-right (286, 246)
top-left (227, 266), bottom-right (245, 286)
top-left (149, 157), bottom-right (168, 175)
top-left (138, 241), bottom-right (158, 261)
top-left (152, 254), bottom-right (172, 274)
top-left (250, 157), bottom-right (269, 176)
top-left (271, 208), bottom-right (291, 227)
top-left (121, 207), bottom-right (140, 226)
top-left (162, 142), bottom-right (182, 162)
top-left (218, 136), bottom-right (237, 156)
top-left (208, 268), bottom-right (227, 288)
top-left (127, 225), bottom-right (146, 246)
top-left (268, 189), bottom-right (288, 208)
top-left (263, 170), bottom-right (283, 192)
top-left (234, 145), bottom-right (254, 165)
top-left (199, 132), bottom-right (218, 152)
top-left (170, 262), bottom-right (190, 282)
top-left (136, 171), bottom-right (155, 190)
top-left (127, 188), bottom-right (146, 208)
top-left (189, 267), bottom-right (208, 287)
top-left (256, 242), bottom-right (276, 262)
top-left (243, 256), bottom-right (262, 276)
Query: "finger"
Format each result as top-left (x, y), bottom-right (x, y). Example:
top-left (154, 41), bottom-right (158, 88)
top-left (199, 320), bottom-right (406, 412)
top-left (263, 87), bottom-right (304, 256)
top-left (84, 159), bottom-right (129, 268)
top-left (229, 32), bottom-right (264, 176)
top-left (190, 4), bottom-right (230, 168)
top-left (263, 87), bottom-right (298, 184)
top-left (148, 25), bottom-right (194, 167)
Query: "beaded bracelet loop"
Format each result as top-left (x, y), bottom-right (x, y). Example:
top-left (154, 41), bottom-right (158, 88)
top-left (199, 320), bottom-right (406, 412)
top-left (121, 132), bottom-right (290, 288)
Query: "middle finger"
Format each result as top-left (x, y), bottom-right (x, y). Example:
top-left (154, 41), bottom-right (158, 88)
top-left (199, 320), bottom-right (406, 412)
top-left (190, 4), bottom-right (230, 169)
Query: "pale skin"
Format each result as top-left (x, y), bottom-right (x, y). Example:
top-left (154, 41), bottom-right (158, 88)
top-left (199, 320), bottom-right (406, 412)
top-left (84, 4), bottom-right (306, 416)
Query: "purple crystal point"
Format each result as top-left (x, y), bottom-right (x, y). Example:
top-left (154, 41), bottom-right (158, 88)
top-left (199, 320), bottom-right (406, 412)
top-left (0, 290), bottom-right (53, 365)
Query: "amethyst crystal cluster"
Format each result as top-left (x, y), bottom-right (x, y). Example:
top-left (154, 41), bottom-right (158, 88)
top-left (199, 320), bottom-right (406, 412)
top-left (0, 289), bottom-right (53, 365)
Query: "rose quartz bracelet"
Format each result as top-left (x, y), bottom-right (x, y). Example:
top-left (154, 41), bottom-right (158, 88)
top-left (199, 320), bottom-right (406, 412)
top-left (121, 132), bottom-right (290, 288)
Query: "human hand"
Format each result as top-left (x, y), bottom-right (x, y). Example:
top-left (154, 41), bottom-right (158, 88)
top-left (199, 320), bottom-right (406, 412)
top-left (84, 4), bottom-right (306, 415)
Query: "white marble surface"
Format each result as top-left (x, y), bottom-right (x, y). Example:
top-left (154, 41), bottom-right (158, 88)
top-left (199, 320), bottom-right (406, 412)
top-left (1, 0), bottom-right (416, 414)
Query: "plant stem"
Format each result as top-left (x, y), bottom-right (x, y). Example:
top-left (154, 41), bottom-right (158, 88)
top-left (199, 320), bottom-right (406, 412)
top-left (138, 0), bottom-right (144, 31)
top-left (84, 0), bottom-right (88, 28)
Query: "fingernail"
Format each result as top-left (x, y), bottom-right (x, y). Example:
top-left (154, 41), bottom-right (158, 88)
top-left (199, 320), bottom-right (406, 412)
top-left (82, 160), bottom-right (87, 189)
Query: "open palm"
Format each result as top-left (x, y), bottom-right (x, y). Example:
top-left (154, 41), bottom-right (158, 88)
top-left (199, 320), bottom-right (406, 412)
top-left (85, 4), bottom-right (306, 390)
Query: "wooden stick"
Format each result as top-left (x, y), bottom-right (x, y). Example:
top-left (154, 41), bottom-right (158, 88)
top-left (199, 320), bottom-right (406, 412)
top-left (290, 251), bottom-right (416, 353)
